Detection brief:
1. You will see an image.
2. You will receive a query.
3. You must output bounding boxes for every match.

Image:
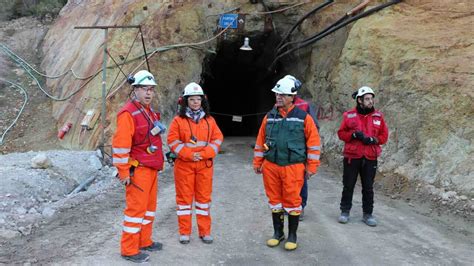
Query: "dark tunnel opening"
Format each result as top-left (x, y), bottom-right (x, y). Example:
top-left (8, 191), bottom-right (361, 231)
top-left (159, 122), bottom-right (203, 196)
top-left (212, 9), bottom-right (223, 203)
top-left (201, 33), bottom-right (283, 136)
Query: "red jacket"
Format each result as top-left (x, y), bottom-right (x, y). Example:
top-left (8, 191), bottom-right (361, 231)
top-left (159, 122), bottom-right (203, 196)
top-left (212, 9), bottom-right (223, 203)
top-left (294, 96), bottom-right (320, 130)
top-left (112, 101), bottom-right (164, 179)
top-left (337, 107), bottom-right (388, 160)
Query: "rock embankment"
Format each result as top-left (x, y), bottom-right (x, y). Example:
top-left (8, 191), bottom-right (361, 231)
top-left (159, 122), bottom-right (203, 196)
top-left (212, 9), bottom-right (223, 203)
top-left (308, 0), bottom-right (473, 198)
top-left (0, 150), bottom-right (115, 240)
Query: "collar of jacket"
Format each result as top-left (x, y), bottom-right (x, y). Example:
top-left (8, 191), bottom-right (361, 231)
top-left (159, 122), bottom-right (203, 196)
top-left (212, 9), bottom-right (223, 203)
top-left (185, 107), bottom-right (205, 123)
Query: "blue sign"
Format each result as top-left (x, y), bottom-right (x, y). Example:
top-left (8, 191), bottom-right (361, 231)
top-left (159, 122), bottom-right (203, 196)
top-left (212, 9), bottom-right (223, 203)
top-left (219, 14), bottom-right (238, 29)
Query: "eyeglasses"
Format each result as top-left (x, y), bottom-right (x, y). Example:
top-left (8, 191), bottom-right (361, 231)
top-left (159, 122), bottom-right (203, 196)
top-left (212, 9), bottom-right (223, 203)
top-left (137, 86), bottom-right (155, 93)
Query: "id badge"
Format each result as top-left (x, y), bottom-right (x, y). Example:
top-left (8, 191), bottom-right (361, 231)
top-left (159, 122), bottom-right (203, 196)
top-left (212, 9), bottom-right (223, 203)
top-left (150, 126), bottom-right (160, 136)
top-left (153, 121), bottom-right (166, 135)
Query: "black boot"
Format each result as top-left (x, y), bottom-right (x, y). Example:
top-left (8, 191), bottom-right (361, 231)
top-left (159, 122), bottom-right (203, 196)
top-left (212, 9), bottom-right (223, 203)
top-left (266, 211), bottom-right (285, 247)
top-left (121, 252), bottom-right (150, 263)
top-left (285, 213), bottom-right (300, 250)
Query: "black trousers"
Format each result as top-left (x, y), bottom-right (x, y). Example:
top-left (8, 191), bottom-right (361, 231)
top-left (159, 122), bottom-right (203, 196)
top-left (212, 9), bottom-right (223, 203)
top-left (340, 157), bottom-right (377, 214)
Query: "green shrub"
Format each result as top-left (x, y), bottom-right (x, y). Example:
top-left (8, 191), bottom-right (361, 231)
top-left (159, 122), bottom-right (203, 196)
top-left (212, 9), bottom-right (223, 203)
top-left (28, 0), bottom-right (68, 18)
top-left (0, 0), bottom-right (67, 20)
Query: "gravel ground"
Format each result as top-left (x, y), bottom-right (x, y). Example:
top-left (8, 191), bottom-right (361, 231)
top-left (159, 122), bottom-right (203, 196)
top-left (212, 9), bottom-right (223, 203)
top-left (0, 137), bottom-right (472, 265)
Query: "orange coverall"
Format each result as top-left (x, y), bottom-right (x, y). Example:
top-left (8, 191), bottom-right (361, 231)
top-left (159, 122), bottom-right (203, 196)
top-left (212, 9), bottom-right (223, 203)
top-left (253, 106), bottom-right (321, 213)
top-left (167, 115), bottom-right (223, 236)
top-left (112, 108), bottom-right (161, 256)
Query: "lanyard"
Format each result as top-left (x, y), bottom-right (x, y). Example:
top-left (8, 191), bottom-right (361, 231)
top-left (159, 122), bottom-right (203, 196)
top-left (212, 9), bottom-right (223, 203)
top-left (132, 101), bottom-right (157, 126)
top-left (185, 117), bottom-right (210, 146)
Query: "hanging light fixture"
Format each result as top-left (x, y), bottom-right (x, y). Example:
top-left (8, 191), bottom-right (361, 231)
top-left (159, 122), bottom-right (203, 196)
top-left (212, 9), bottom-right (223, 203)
top-left (240, 37), bottom-right (253, 51)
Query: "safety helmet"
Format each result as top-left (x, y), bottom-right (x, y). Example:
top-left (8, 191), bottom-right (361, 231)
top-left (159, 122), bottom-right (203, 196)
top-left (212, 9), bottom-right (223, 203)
top-left (271, 76), bottom-right (298, 95)
top-left (183, 82), bottom-right (204, 96)
top-left (130, 70), bottom-right (157, 86)
top-left (283, 75), bottom-right (302, 91)
top-left (355, 86), bottom-right (375, 98)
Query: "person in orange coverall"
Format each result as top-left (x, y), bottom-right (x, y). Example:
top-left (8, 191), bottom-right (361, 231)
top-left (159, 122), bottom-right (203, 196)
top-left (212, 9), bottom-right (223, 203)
top-left (112, 70), bottom-right (165, 263)
top-left (167, 82), bottom-right (223, 245)
top-left (253, 75), bottom-right (321, 251)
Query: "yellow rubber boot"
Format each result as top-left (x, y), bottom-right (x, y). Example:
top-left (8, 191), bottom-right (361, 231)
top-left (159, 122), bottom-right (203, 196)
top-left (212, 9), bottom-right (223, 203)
top-left (285, 211), bottom-right (300, 251)
top-left (284, 241), bottom-right (298, 250)
top-left (267, 210), bottom-right (285, 247)
top-left (267, 237), bottom-right (283, 247)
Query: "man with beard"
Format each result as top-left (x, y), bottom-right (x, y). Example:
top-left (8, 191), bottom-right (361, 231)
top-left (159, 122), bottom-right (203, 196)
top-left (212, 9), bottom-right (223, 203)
top-left (337, 86), bottom-right (389, 227)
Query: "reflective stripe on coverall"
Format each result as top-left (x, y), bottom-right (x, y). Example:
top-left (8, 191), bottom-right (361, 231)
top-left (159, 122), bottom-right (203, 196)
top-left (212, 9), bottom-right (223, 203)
top-left (112, 108), bottom-right (162, 256)
top-left (167, 115), bottom-right (223, 236)
top-left (253, 105), bottom-right (320, 214)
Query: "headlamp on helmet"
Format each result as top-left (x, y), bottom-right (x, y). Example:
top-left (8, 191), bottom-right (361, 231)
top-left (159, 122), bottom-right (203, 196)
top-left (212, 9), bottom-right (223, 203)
top-left (128, 70), bottom-right (157, 86)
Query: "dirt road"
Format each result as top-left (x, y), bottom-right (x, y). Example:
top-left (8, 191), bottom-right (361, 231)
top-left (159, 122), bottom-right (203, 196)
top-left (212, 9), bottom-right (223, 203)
top-left (1, 137), bottom-right (472, 265)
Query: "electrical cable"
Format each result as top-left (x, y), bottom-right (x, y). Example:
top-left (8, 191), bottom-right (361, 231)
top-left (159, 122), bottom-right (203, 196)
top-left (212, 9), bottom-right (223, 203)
top-left (106, 21), bottom-right (236, 99)
top-left (1, 1), bottom-right (312, 103)
top-left (0, 43), bottom-right (94, 80)
top-left (0, 43), bottom-right (98, 101)
top-left (271, 0), bottom-right (402, 68)
top-left (0, 78), bottom-right (28, 145)
top-left (210, 111), bottom-right (268, 117)
top-left (204, 1), bottom-right (310, 39)
top-left (276, 0), bottom-right (334, 51)
top-left (246, 1), bottom-right (309, 15)
top-left (277, 12), bottom-right (347, 54)
top-left (277, 0), bottom-right (370, 54)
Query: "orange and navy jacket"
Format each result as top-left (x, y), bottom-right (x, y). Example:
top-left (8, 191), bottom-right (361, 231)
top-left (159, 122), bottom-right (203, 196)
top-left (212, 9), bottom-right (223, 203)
top-left (337, 107), bottom-right (389, 160)
top-left (253, 105), bottom-right (321, 174)
top-left (112, 100), bottom-right (164, 180)
top-left (167, 115), bottom-right (223, 161)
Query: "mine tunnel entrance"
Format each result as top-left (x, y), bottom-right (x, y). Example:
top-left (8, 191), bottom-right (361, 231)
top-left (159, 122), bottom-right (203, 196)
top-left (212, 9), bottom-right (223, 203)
top-left (201, 33), bottom-right (283, 136)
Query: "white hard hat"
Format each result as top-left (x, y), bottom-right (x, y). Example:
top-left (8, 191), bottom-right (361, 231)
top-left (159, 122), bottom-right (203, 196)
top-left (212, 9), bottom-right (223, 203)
top-left (283, 75), bottom-right (302, 91)
top-left (183, 82), bottom-right (204, 96)
top-left (271, 76), bottom-right (297, 95)
top-left (356, 86), bottom-right (375, 98)
top-left (131, 70), bottom-right (157, 86)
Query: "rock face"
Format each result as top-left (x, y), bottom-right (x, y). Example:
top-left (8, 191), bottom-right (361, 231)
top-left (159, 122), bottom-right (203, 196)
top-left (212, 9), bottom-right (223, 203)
top-left (41, 0), bottom-right (209, 149)
top-left (308, 0), bottom-right (473, 195)
top-left (39, 0), bottom-right (473, 196)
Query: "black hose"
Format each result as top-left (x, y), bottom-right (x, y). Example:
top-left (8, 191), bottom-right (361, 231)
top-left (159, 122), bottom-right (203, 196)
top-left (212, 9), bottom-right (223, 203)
top-left (277, 13), bottom-right (347, 54)
top-left (139, 26), bottom-right (150, 72)
top-left (271, 0), bottom-right (402, 68)
top-left (276, 0), bottom-right (334, 51)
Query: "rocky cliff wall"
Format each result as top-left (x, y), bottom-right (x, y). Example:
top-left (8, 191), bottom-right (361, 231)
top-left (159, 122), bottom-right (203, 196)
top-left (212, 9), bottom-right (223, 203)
top-left (40, 0), bottom-right (473, 196)
top-left (306, 0), bottom-right (473, 195)
top-left (41, 0), bottom-right (214, 149)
